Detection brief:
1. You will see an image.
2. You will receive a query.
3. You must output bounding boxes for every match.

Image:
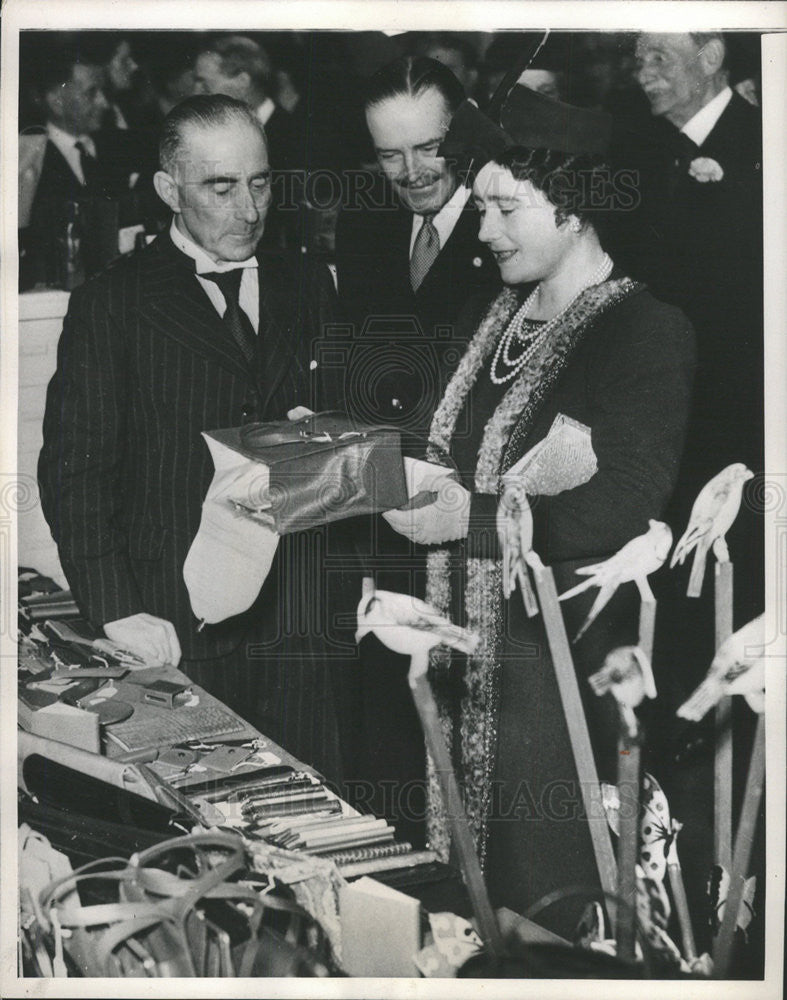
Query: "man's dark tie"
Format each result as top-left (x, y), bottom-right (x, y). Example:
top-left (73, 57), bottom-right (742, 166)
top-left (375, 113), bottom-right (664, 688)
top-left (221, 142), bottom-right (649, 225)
top-left (201, 269), bottom-right (257, 366)
top-left (74, 140), bottom-right (100, 190)
top-left (410, 214), bottom-right (440, 291)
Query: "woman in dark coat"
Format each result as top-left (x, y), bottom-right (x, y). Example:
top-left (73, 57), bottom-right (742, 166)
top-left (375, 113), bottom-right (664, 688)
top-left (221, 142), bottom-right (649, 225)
top-left (384, 87), bottom-right (696, 938)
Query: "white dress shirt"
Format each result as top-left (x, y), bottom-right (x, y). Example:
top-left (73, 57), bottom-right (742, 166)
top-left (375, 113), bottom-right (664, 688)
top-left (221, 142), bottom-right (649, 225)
top-left (169, 218), bottom-right (260, 333)
top-left (409, 184), bottom-right (472, 259)
top-left (255, 97), bottom-right (276, 127)
top-left (681, 86), bottom-right (733, 148)
top-left (46, 122), bottom-right (96, 186)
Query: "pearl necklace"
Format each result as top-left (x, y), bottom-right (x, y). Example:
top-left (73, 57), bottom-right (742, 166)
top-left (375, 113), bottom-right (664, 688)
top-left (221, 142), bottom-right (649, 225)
top-left (489, 253), bottom-right (614, 385)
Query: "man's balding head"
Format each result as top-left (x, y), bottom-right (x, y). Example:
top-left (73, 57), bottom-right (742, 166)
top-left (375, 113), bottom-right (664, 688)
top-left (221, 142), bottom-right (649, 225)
top-left (158, 93), bottom-right (267, 176)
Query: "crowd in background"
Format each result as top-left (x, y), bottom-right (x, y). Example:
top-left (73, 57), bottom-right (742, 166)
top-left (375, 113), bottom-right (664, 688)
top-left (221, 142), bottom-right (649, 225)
top-left (18, 29), bottom-right (762, 135)
top-left (17, 29), bottom-right (762, 284)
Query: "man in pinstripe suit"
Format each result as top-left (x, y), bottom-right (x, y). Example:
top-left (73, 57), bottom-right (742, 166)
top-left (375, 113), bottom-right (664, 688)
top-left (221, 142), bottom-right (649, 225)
top-left (38, 96), bottom-right (344, 778)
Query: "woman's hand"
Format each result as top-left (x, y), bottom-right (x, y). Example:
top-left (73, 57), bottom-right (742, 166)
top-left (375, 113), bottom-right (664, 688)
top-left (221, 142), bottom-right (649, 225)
top-left (383, 478), bottom-right (471, 545)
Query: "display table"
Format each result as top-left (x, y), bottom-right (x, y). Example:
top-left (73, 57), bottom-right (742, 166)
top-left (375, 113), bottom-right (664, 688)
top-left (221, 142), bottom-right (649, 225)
top-left (16, 586), bottom-right (468, 979)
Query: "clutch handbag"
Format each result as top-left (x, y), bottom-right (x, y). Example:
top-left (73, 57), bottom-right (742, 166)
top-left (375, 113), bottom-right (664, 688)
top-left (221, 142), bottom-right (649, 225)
top-left (206, 410), bottom-right (409, 534)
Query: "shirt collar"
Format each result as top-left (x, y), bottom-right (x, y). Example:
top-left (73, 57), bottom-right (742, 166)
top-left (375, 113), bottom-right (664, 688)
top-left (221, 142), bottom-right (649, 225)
top-left (169, 218), bottom-right (258, 275)
top-left (410, 184), bottom-right (471, 253)
top-left (47, 122), bottom-right (96, 159)
top-left (681, 86), bottom-right (733, 147)
top-left (255, 97), bottom-right (276, 126)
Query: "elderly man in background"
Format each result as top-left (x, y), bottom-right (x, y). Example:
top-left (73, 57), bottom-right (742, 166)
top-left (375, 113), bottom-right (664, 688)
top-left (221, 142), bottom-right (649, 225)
top-left (631, 32), bottom-right (762, 347)
top-left (622, 30), bottom-right (763, 581)
top-left (192, 34), bottom-right (300, 169)
top-left (611, 33), bottom-right (764, 956)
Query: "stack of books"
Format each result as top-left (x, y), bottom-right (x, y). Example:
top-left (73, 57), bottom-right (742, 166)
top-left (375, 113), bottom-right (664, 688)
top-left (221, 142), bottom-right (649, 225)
top-left (183, 767), bottom-right (437, 879)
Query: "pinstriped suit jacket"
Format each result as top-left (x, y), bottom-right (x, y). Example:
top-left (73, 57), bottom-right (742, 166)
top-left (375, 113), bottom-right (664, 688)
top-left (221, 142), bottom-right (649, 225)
top-left (38, 231), bottom-right (337, 660)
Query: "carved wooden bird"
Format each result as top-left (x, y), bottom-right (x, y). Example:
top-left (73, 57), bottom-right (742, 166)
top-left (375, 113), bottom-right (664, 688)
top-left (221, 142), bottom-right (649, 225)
top-left (589, 645), bottom-right (657, 736)
top-left (355, 581), bottom-right (479, 678)
top-left (677, 614), bottom-right (766, 721)
top-left (496, 484), bottom-right (539, 616)
top-left (559, 520), bottom-right (672, 642)
top-left (670, 463), bottom-right (754, 597)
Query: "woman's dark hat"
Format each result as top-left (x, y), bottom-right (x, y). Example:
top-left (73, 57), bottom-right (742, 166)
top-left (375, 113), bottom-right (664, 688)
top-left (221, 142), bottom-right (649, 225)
top-left (501, 84), bottom-right (612, 156)
top-left (439, 100), bottom-right (510, 176)
top-left (440, 85), bottom-right (612, 177)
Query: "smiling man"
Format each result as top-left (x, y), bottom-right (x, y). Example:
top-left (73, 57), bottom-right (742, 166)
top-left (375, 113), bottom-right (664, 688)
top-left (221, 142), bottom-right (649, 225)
top-left (622, 32), bottom-right (763, 486)
top-left (38, 95), bottom-right (343, 776)
top-left (334, 55), bottom-right (497, 434)
top-left (332, 56), bottom-right (498, 847)
top-left (635, 32), bottom-right (728, 129)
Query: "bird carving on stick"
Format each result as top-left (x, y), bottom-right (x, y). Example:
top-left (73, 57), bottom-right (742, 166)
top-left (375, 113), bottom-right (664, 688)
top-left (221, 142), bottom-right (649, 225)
top-left (355, 579), bottom-right (504, 958)
top-left (559, 520), bottom-right (672, 642)
top-left (496, 483), bottom-right (539, 616)
top-left (670, 463), bottom-right (753, 598)
top-left (355, 579), bottom-right (479, 678)
top-left (677, 614), bottom-right (766, 721)
top-left (589, 645), bottom-right (657, 737)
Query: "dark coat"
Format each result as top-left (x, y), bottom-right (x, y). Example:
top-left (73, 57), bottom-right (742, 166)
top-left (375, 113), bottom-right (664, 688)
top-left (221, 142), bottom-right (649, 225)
top-left (610, 92), bottom-right (763, 478)
top-left (607, 96), bottom-right (765, 938)
top-left (23, 133), bottom-right (154, 286)
top-left (38, 232), bottom-right (336, 663)
top-left (454, 280), bottom-right (697, 565)
top-left (331, 180), bottom-right (497, 833)
top-left (610, 92), bottom-right (764, 680)
top-left (334, 177), bottom-right (499, 436)
top-left (434, 280), bottom-right (696, 935)
top-left (31, 133), bottom-right (138, 203)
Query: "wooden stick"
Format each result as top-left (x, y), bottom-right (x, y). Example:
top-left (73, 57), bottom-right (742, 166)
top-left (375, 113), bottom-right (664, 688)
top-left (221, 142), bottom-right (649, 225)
top-left (714, 561), bottom-right (734, 870)
top-left (530, 562), bottom-right (619, 923)
top-left (638, 599), bottom-right (656, 664)
top-left (668, 860), bottom-right (697, 962)
top-left (712, 714), bottom-right (765, 978)
top-left (409, 668), bottom-right (505, 960)
top-left (615, 730), bottom-right (640, 963)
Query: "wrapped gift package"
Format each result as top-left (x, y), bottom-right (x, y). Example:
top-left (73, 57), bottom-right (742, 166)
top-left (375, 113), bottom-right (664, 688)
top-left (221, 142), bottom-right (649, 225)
top-left (184, 412), bottom-right (418, 624)
top-left (210, 411), bottom-right (410, 533)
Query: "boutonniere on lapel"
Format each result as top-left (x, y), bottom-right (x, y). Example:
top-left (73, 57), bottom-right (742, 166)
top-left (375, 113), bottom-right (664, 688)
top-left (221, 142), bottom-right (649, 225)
top-left (688, 157), bottom-right (724, 183)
